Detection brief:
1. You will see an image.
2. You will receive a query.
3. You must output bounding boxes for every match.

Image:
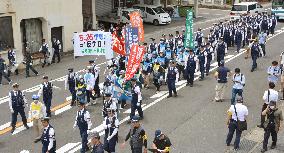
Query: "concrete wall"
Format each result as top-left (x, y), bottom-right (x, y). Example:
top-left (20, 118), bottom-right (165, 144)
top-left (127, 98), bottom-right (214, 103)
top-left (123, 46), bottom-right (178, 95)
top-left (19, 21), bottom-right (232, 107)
top-left (0, 0), bottom-right (83, 60)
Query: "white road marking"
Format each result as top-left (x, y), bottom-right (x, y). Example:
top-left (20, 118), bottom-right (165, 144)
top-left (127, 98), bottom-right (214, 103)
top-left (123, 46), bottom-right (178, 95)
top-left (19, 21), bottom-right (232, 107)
top-left (225, 54), bottom-right (234, 59)
top-left (150, 91), bottom-right (168, 99)
top-left (20, 150), bottom-right (30, 153)
top-left (12, 122), bottom-right (33, 135)
top-left (56, 142), bottom-right (80, 153)
top-left (211, 62), bottom-right (218, 67)
top-left (54, 105), bottom-right (72, 116)
top-left (275, 30), bottom-right (282, 33)
top-left (0, 122), bottom-right (11, 131)
top-left (24, 86), bottom-right (40, 93)
top-left (175, 80), bottom-right (187, 86)
top-left (215, 14), bottom-right (222, 16)
top-left (201, 13), bottom-right (209, 15)
top-left (0, 98), bottom-right (10, 105)
top-left (123, 104), bottom-right (146, 114)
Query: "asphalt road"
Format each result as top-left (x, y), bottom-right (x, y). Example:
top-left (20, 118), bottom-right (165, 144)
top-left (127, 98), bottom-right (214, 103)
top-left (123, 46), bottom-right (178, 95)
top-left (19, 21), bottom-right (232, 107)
top-left (2, 6), bottom-right (284, 153)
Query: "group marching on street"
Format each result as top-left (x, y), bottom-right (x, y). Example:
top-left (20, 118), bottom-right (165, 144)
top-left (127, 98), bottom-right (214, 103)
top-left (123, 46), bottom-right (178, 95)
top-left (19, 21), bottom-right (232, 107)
top-left (2, 10), bottom-right (284, 153)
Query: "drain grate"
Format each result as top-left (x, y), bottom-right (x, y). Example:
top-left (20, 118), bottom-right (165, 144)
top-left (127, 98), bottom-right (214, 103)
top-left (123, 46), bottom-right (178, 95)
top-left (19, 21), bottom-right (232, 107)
top-left (238, 138), bottom-right (257, 153)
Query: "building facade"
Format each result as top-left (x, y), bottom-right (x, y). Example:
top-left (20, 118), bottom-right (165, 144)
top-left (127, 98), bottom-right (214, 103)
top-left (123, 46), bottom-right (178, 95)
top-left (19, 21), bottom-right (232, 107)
top-left (0, 0), bottom-right (83, 61)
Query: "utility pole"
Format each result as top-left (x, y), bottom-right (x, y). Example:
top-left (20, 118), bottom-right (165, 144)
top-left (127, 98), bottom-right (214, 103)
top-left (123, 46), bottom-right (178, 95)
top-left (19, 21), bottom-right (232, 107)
top-left (193, 0), bottom-right (198, 18)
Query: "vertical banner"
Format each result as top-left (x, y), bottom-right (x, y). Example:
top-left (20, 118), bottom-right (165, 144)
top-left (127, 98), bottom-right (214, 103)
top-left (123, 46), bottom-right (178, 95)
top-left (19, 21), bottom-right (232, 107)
top-left (129, 11), bottom-right (144, 42)
top-left (184, 9), bottom-right (194, 49)
top-left (104, 32), bottom-right (113, 59)
top-left (112, 32), bottom-right (126, 56)
top-left (125, 26), bottom-right (139, 55)
top-left (73, 31), bottom-right (112, 57)
top-left (125, 45), bottom-right (145, 80)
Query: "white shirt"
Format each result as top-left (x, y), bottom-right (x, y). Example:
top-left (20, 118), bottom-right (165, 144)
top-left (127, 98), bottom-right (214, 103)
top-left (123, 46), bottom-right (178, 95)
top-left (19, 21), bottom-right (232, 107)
top-left (73, 108), bottom-right (92, 130)
top-left (228, 103), bottom-right (248, 121)
top-left (134, 85), bottom-right (142, 101)
top-left (43, 124), bottom-right (55, 151)
top-left (267, 66), bottom-right (281, 83)
top-left (84, 72), bottom-right (95, 90)
top-left (232, 73), bottom-right (245, 89)
top-left (38, 82), bottom-right (60, 97)
top-left (263, 89), bottom-right (278, 104)
top-left (103, 116), bottom-right (119, 140)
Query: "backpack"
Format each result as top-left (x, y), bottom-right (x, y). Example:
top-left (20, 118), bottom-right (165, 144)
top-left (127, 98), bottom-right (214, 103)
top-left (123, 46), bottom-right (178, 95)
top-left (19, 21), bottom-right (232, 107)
top-left (234, 73), bottom-right (245, 87)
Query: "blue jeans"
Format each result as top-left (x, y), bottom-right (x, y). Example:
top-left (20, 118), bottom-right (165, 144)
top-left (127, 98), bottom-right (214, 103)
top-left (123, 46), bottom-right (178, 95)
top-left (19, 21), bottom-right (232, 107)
top-left (226, 121), bottom-right (242, 149)
top-left (231, 88), bottom-right (243, 105)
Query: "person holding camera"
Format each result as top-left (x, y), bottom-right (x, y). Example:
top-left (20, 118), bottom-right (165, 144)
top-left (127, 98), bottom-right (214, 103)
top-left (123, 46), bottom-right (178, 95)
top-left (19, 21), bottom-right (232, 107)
top-left (226, 96), bottom-right (248, 151)
top-left (231, 68), bottom-right (245, 105)
top-left (261, 101), bottom-right (283, 152)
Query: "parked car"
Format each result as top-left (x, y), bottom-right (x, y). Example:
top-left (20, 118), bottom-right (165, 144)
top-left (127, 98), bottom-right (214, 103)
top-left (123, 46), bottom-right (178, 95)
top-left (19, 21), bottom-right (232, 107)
top-left (132, 4), bottom-right (171, 26)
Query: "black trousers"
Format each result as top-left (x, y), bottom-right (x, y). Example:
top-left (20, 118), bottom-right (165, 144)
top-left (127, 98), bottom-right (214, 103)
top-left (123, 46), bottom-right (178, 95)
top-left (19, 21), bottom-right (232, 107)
top-left (11, 107), bottom-right (27, 128)
top-left (26, 64), bottom-right (38, 77)
top-left (131, 147), bottom-right (142, 153)
top-left (261, 103), bottom-right (268, 127)
top-left (130, 101), bottom-right (143, 119)
top-left (0, 71), bottom-right (11, 84)
top-left (260, 44), bottom-right (266, 56)
top-left (52, 51), bottom-right (60, 63)
top-left (86, 90), bottom-right (95, 103)
top-left (186, 68), bottom-right (195, 85)
top-left (263, 126), bottom-right (277, 150)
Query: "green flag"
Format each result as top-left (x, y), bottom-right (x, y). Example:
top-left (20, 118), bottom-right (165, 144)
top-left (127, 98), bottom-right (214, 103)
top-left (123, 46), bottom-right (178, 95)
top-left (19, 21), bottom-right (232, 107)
top-left (184, 9), bottom-right (194, 49)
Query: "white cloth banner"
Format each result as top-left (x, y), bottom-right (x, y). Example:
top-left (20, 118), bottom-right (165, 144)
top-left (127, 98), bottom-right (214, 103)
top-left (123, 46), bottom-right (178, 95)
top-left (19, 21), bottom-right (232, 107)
top-left (73, 31), bottom-right (113, 59)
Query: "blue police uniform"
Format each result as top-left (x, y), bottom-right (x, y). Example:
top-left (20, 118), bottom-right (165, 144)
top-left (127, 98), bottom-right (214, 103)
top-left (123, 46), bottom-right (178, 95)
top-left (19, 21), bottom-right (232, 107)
top-left (92, 143), bottom-right (104, 153)
top-left (261, 18), bottom-right (269, 34)
top-left (158, 43), bottom-right (167, 53)
top-left (250, 43), bottom-right (261, 72)
top-left (142, 60), bottom-right (152, 75)
top-left (41, 125), bottom-right (56, 153)
top-left (271, 17), bottom-right (277, 34)
top-left (42, 82), bottom-right (53, 117)
top-left (223, 27), bottom-right (231, 48)
top-left (195, 32), bottom-right (203, 47)
top-left (130, 84), bottom-right (143, 120)
top-left (198, 50), bottom-right (206, 80)
top-left (216, 42), bottom-right (226, 66)
top-left (167, 66), bottom-right (178, 97)
top-left (186, 54), bottom-right (197, 87)
top-left (149, 42), bottom-right (157, 52)
top-left (10, 90), bottom-right (28, 130)
top-left (205, 46), bottom-right (214, 75)
top-left (165, 49), bottom-right (173, 66)
top-left (67, 72), bottom-right (76, 106)
top-left (75, 109), bottom-right (91, 153)
top-left (103, 115), bottom-right (119, 153)
top-left (235, 29), bottom-right (243, 53)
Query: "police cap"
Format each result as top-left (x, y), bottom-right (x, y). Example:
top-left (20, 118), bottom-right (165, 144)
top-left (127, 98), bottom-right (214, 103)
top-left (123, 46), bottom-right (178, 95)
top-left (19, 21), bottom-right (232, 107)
top-left (12, 83), bottom-right (19, 88)
top-left (43, 76), bottom-right (48, 79)
top-left (89, 60), bottom-right (95, 64)
top-left (105, 93), bottom-right (112, 97)
top-left (131, 115), bottom-right (140, 122)
top-left (68, 68), bottom-right (74, 72)
top-left (41, 117), bottom-right (50, 122)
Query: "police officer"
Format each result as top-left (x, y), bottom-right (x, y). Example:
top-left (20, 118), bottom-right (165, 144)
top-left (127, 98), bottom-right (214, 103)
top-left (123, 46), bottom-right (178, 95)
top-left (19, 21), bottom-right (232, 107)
top-left (103, 109), bottom-right (119, 153)
top-left (84, 67), bottom-right (96, 104)
top-left (142, 58), bottom-right (152, 89)
top-left (34, 117), bottom-right (56, 153)
top-left (38, 76), bottom-right (60, 117)
top-left (149, 38), bottom-right (157, 52)
top-left (247, 39), bottom-right (263, 72)
top-left (91, 132), bottom-right (104, 153)
top-left (185, 49), bottom-right (198, 87)
top-left (176, 50), bottom-right (186, 80)
top-left (9, 83), bottom-right (29, 133)
top-left (258, 82), bottom-right (279, 128)
top-left (167, 61), bottom-right (178, 98)
top-left (198, 45), bottom-right (207, 81)
top-left (7, 46), bottom-right (19, 76)
top-left (267, 61), bottom-right (281, 84)
top-left (235, 26), bottom-right (243, 53)
top-left (0, 54), bottom-right (12, 85)
top-left (261, 16), bottom-right (270, 35)
top-left (270, 14), bottom-right (277, 35)
top-left (89, 60), bottom-right (101, 98)
top-left (24, 52), bottom-right (39, 78)
top-left (258, 31), bottom-right (267, 56)
top-left (205, 43), bottom-right (214, 76)
top-left (151, 130), bottom-right (172, 153)
top-left (214, 60), bottom-right (231, 102)
top-left (261, 101), bottom-right (283, 153)
top-left (130, 78), bottom-right (143, 121)
top-left (231, 68), bottom-right (245, 105)
top-left (195, 28), bottom-right (204, 47)
top-left (226, 96), bottom-right (248, 151)
top-left (215, 37), bottom-right (227, 66)
top-left (51, 37), bottom-right (61, 63)
top-left (102, 94), bottom-right (117, 118)
top-left (39, 39), bottom-right (50, 68)
top-left (73, 102), bottom-right (92, 153)
top-left (122, 115), bottom-right (148, 153)
top-left (65, 68), bottom-right (77, 106)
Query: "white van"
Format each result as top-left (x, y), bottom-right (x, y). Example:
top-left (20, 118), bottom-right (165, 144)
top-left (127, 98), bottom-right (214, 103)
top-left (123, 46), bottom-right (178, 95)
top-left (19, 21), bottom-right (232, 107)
top-left (230, 2), bottom-right (263, 20)
top-left (132, 4), bottom-right (171, 26)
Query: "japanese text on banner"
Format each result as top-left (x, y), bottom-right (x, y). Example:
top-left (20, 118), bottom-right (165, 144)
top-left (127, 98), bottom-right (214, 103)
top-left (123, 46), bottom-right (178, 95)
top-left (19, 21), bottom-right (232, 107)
top-left (125, 26), bottom-right (139, 55)
top-left (125, 45), bottom-right (145, 80)
top-left (129, 11), bottom-right (144, 42)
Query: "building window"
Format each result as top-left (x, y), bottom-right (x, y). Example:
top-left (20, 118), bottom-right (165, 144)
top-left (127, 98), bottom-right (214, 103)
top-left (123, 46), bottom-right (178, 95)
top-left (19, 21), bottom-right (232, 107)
top-left (0, 16), bottom-right (14, 52)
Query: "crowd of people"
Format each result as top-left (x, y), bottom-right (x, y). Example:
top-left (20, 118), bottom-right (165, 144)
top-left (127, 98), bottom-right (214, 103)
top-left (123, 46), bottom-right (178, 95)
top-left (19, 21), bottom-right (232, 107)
top-left (3, 11), bottom-right (284, 153)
